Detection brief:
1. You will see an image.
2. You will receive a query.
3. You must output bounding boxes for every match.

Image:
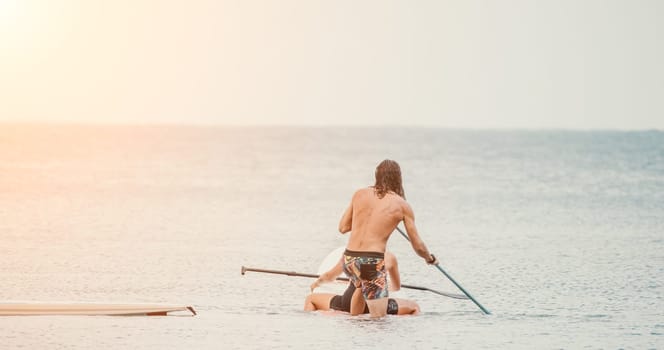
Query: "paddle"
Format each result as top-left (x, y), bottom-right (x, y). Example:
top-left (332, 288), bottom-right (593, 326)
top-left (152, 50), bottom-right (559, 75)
top-left (241, 266), bottom-right (469, 299)
top-left (395, 226), bottom-right (491, 314)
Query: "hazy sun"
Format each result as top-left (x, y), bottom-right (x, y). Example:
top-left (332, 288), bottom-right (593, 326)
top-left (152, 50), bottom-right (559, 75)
top-left (0, 0), bottom-right (17, 13)
top-left (0, 0), bottom-right (21, 25)
top-left (0, 0), bottom-right (37, 47)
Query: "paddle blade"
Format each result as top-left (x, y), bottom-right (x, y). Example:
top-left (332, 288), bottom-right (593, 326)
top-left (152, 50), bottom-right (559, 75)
top-left (316, 246), bottom-right (345, 275)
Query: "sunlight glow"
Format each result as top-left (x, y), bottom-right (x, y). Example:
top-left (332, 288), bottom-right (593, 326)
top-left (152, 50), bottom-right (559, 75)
top-left (0, 1), bottom-right (662, 129)
top-left (0, 0), bottom-right (20, 24)
top-left (0, 0), bottom-right (29, 45)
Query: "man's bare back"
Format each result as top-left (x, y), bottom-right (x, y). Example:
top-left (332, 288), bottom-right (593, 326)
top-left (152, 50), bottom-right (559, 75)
top-left (339, 187), bottom-right (433, 260)
top-left (339, 187), bottom-right (405, 252)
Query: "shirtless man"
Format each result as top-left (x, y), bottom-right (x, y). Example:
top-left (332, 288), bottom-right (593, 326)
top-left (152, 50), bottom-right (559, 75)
top-left (303, 251), bottom-right (420, 315)
top-left (339, 159), bottom-right (438, 317)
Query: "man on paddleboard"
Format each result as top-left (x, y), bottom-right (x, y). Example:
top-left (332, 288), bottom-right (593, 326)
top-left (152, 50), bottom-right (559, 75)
top-left (339, 159), bottom-right (438, 317)
top-left (304, 251), bottom-right (420, 315)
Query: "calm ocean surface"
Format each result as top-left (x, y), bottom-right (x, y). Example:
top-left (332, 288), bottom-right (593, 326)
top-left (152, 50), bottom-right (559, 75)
top-left (0, 124), bottom-right (662, 349)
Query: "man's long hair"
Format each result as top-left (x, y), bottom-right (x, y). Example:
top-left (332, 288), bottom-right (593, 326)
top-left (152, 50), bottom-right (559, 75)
top-left (373, 159), bottom-right (405, 199)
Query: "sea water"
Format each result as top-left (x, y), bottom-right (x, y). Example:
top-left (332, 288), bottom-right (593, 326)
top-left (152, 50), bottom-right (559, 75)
top-left (0, 124), bottom-right (662, 349)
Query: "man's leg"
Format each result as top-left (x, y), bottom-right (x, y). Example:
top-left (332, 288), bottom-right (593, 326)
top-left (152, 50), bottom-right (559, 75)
top-left (365, 298), bottom-right (389, 318)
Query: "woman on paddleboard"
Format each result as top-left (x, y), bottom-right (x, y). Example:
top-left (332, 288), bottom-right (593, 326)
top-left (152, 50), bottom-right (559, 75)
top-left (338, 159), bottom-right (438, 317)
top-left (303, 251), bottom-right (420, 315)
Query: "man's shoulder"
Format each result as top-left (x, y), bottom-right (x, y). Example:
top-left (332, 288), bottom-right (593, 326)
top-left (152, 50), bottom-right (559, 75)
top-left (386, 193), bottom-right (411, 213)
top-left (353, 187), bottom-right (373, 197)
top-left (385, 192), bottom-right (407, 204)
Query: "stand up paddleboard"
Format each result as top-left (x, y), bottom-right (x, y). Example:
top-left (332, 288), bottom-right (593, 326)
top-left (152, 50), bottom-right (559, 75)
top-left (0, 303), bottom-right (197, 316)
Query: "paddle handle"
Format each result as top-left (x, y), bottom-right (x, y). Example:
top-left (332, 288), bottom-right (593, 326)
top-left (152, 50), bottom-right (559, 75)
top-left (240, 266), bottom-right (468, 299)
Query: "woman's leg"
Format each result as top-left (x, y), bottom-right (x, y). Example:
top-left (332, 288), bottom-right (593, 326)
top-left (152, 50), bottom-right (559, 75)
top-left (303, 293), bottom-right (336, 311)
top-left (393, 298), bottom-right (420, 315)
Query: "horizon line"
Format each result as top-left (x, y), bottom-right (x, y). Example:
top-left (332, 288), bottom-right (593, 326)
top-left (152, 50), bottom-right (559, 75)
top-left (0, 120), bottom-right (661, 133)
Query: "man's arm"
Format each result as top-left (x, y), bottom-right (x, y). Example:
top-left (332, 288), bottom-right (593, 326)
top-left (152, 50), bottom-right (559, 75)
top-left (338, 200), bottom-right (353, 234)
top-left (402, 202), bottom-right (437, 264)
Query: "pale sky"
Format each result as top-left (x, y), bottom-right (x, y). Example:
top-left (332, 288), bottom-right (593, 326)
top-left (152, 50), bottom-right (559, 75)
top-left (1, 0), bottom-right (662, 129)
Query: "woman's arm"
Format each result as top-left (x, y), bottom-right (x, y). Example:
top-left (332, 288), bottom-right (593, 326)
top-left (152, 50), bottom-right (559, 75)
top-left (310, 257), bottom-right (343, 291)
top-left (386, 252), bottom-right (401, 292)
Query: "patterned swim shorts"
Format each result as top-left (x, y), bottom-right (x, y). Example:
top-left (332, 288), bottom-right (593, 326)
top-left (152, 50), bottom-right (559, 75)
top-left (342, 249), bottom-right (388, 300)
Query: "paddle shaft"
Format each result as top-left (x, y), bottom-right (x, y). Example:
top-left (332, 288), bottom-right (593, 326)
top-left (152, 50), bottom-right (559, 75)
top-left (396, 226), bottom-right (491, 314)
top-left (241, 266), bottom-right (468, 299)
